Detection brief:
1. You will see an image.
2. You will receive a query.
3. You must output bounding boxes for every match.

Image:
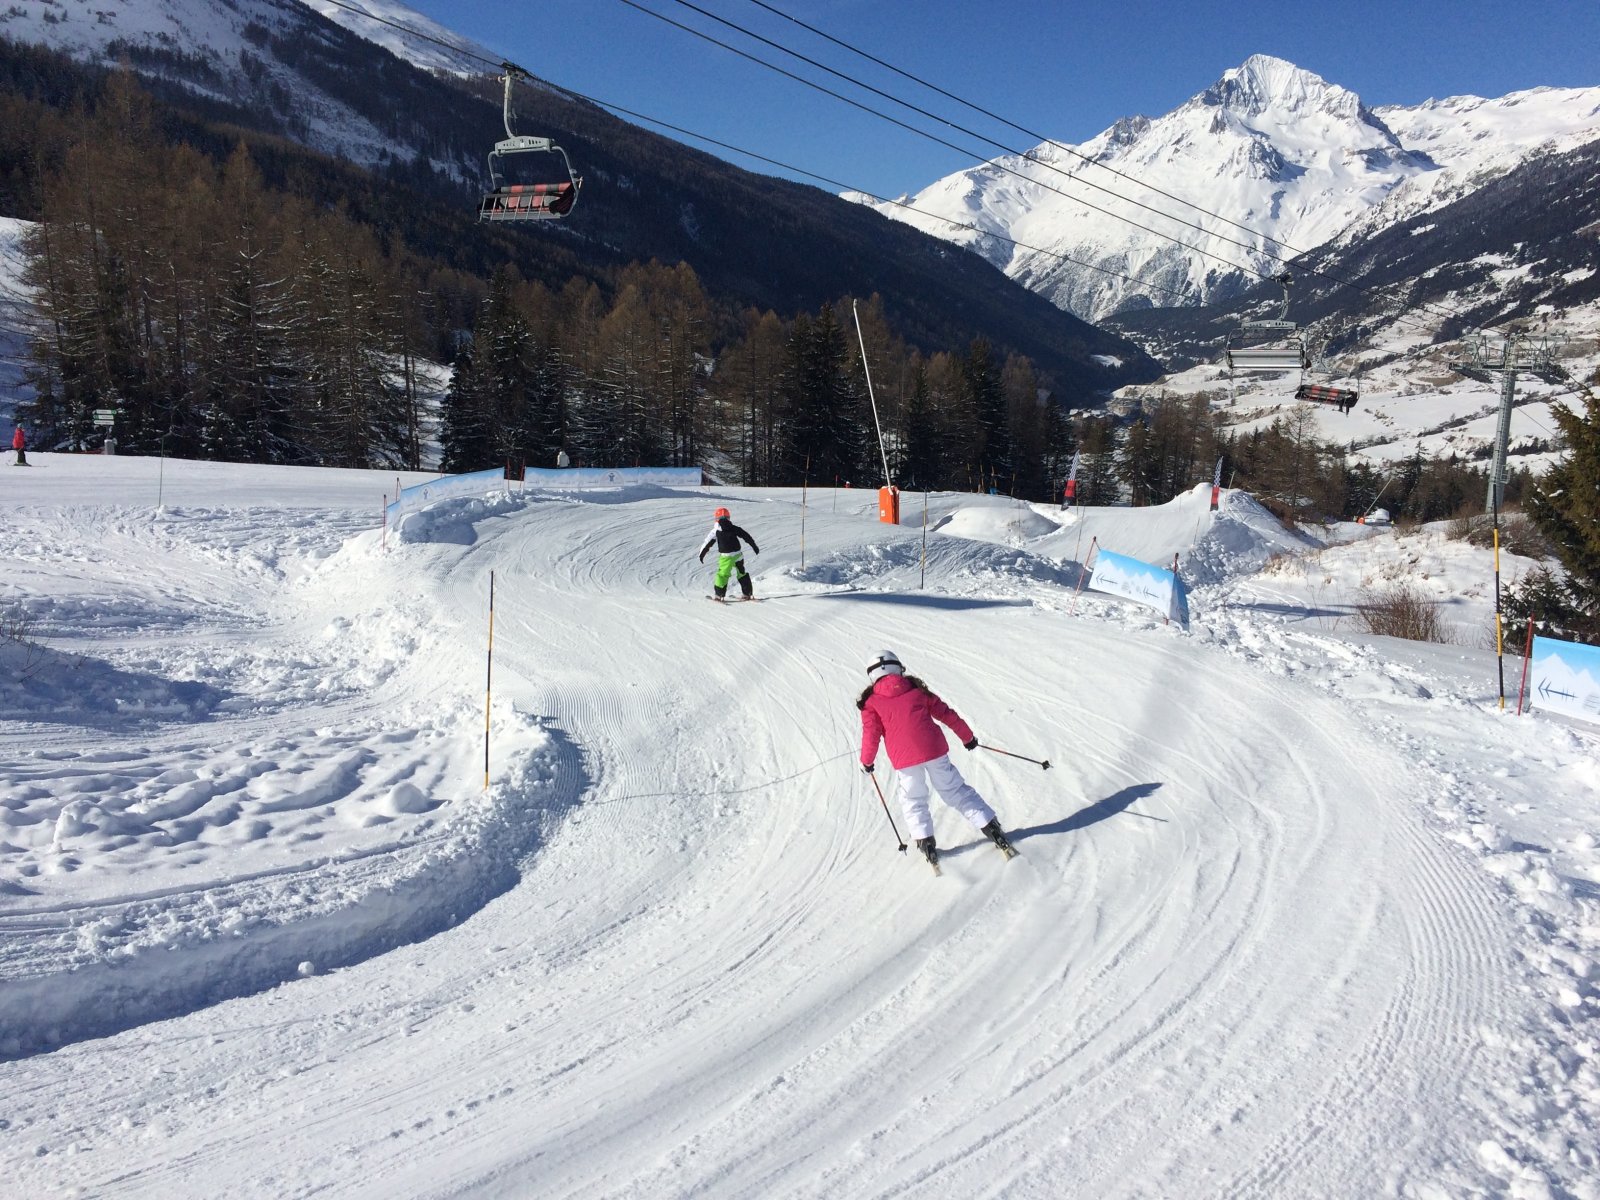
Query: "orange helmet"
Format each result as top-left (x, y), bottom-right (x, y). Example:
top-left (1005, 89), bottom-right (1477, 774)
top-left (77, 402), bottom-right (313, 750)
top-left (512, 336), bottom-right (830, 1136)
top-left (714, 507), bottom-right (730, 519)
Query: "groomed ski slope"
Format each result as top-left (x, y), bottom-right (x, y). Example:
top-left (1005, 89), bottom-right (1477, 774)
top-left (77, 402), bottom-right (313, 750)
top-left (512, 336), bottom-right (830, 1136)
top-left (2, 456), bottom-right (1596, 1199)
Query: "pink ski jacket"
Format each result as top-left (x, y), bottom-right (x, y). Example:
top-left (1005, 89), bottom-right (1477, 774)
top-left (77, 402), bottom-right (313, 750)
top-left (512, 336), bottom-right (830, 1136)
top-left (860, 675), bottom-right (974, 770)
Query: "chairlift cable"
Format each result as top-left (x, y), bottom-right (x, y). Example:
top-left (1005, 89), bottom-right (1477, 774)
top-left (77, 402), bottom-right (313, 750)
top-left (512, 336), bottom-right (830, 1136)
top-left (577, 93), bottom-right (1198, 301)
top-left (308, 0), bottom-right (1528, 362)
top-left (739, 0), bottom-right (1306, 259)
top-left (301, 0), bottom-right (1199, 298)
top-left (662, 0), bottom-right (1496, 336)
top-left (617, 0), bottom-right (1268, 281)
top-left (655, 0), bottom-right (1288, 268)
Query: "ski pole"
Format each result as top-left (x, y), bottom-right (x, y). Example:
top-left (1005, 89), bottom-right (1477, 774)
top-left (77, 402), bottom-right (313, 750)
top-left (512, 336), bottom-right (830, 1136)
top-left (867, 771), bottom-right (907, 852)
top-left (979, 743), bottom-right (1051, 771)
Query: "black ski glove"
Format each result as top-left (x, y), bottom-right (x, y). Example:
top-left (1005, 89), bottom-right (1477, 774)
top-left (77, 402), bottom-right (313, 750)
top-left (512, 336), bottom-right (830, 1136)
top-left (963, 738), bottom-right (978, 751)
top-left (861, 763), bottom-right (874, 774)
top-left (698, 549), bottom-right (707, 563)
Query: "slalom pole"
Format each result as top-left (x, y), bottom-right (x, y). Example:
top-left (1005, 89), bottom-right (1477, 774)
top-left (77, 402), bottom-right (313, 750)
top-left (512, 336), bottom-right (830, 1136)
top-left (1070, 536), bottom-right (1098, 617)
top-left (979, 743), bottom-right (1052, 770)
top-left (484, 570), bottom-right (495, 791)
top-left (867, 771), bottom-right (907, 852)
top-left (1515, 616), bottom-right (1535, 716)
top-left (920, 490), bottom-right (928, 589)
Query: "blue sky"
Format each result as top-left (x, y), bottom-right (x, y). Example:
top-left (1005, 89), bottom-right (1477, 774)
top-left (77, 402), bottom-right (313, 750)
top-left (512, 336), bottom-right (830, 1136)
top-left (403, 0), bottom-right (1600, 199)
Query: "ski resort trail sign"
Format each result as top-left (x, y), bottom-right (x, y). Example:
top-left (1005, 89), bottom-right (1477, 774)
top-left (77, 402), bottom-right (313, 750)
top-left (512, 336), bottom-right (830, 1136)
top-left (1527, 635), bottom-right (1600, 725)
top-left (1088, 549), bottom-right (1190, 629)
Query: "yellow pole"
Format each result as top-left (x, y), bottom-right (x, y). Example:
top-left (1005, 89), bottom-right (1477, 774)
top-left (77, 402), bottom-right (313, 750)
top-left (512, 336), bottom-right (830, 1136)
top-left (484, 570), bottom-right (495, 789)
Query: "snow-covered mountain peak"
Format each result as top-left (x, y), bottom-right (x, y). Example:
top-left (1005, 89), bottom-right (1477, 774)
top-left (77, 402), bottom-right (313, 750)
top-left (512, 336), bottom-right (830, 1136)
top-left (1199, 54), bottom-right (1364, 124)
top-left (851, 55), bottom-right (1600, 322)
top-left (296, 0), bottom-right (498, 78)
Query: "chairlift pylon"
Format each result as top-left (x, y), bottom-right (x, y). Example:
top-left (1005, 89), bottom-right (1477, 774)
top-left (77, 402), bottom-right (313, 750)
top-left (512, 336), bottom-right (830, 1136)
top-left (478, 66), bottom-right (581, 223)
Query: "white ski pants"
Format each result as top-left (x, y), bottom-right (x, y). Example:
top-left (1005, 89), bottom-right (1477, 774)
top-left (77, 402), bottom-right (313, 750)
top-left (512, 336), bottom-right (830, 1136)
top-left (893, 754), bottom-right (995, 841)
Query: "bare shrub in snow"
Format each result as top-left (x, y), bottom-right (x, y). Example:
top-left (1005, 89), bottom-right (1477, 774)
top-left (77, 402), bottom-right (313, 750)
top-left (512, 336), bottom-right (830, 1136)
top-left (1356, 582), bottom-right (1450, 643)
top-left (1, 602), bottom-right (49, 680)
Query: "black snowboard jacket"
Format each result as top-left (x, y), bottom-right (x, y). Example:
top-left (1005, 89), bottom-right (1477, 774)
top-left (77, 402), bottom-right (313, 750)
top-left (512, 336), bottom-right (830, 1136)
top-left (699, 519), bottom-right (759, 561)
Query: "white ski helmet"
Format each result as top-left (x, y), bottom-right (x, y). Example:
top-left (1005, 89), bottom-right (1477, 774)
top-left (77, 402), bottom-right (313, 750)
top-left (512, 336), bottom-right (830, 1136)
top-left (866, 650), bottom-right (904, 681)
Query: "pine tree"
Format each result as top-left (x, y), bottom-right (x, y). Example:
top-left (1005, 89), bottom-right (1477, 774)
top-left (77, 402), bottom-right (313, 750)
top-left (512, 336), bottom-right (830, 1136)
top-left (439, 341), bottom-right (490, 473)
top-left (1077, 417), bottom-right (1120, 506)
top-left (962, 338), bottom-right (1011, 486)
top-left (899, 360), bottom-right (940, 491)
top-left (780, 304), bottom-right (866, 486)
top-left (1525, 378), bottom-right (1600, 638)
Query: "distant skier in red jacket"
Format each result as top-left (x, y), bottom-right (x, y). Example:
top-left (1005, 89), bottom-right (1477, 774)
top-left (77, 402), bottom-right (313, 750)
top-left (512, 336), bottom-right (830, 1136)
top-left (858, 649), bottom-right (1012, 868)
top-left (12, 425), bottom-right (25, 466)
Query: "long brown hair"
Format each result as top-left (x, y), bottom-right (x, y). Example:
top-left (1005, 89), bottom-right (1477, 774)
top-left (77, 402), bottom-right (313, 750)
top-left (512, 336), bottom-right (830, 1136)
top-left (857, 673), bottom-right (929, 709)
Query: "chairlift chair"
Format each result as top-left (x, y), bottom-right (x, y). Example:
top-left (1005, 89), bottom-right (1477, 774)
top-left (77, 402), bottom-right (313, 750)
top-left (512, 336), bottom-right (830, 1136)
top-left (1225, 272), bottom-right (1308, 373)
top-left (1295, 382), bottom-right (1359, 412)
top-left (479, 68), bottom-right (581, 222)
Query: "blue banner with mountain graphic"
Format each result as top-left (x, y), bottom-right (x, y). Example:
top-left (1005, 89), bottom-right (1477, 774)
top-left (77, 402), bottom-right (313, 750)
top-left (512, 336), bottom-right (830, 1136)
top-left (1088, 549), bottom-right (1189, 629)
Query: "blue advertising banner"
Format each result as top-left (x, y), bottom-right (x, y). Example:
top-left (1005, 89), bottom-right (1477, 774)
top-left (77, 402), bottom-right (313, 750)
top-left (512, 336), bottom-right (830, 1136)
top-left (521, 466), bottom-right (702, 489)
top-left (386, 467), bottom-right (507, 524)
top-left (1089, 549), bottom-right (1189, 629)
top-left (385, 466), bottom-right (704, 525)
top-left (1528, 635), bottom-right (1600, 724)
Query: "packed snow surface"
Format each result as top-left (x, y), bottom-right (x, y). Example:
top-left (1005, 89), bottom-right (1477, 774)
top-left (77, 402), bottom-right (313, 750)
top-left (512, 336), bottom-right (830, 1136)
top-left (2, 456), bottom-right (1597, 1198)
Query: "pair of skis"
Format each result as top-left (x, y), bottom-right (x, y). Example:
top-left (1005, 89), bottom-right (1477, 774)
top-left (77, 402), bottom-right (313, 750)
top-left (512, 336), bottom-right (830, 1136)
top-left (919, 837), bottom-right (1017, 877)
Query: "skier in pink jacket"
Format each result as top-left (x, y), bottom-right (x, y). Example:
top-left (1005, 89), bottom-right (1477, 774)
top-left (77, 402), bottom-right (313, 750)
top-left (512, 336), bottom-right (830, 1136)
top-left (858, 649), bottom-right (1013, 868)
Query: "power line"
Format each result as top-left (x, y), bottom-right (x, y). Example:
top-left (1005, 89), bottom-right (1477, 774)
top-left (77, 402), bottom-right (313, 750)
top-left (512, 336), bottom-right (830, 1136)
top-left (263, 0), bottom-right (1536, 371)
top-left (571, 93), bottom-right (1199, 303)
top-left (305, 0), bottom-right (1198, 300)
top-left (316, 0), bottom-right (1470, 344)
top-left (655, 0), bottom-right (1484, 337)
top-left (739, 0), bottom-right (1305, 258)
top-left (654, 0), bottom-right (1290, 271)
top-left (615, 0), bottom-right (1269, 285)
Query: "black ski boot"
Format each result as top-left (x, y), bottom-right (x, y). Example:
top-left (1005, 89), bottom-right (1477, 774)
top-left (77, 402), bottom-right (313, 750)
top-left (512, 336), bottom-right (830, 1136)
top-left (915, 836), bottom-right (941, 875)
top-left (981, 819), bottom-right (1017, 859)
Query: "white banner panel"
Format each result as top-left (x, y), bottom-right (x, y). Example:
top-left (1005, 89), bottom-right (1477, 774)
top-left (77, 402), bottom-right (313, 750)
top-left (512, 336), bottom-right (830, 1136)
top-left (386, 467), bottom-right (506, 524)
top-left (1528, 634), bottom-right (1600, 725)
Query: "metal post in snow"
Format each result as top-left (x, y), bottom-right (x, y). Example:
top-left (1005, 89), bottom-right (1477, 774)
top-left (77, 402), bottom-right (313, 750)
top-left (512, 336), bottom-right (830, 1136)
top-left (801, 457), bottom-right (809, 570)
top-left (1493, 492), bottom-right (1505, 709)
top-left (852, 299), bottom-right (892, 491)
top-left (484, 570), bottom-right (495, 791)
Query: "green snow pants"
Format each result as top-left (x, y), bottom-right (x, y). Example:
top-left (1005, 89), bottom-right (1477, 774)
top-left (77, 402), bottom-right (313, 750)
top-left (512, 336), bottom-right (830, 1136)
top-left (713, 553), bottom-right (752, 598)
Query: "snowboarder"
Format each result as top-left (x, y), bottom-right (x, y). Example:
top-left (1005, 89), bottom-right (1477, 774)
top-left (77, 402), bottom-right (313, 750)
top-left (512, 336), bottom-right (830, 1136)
top-left (12, 425), bottom-right (25, 466)
top-left (857, 650), bottom-right (1013, 868)
top-left (698, 506), bottom-right (759, 601)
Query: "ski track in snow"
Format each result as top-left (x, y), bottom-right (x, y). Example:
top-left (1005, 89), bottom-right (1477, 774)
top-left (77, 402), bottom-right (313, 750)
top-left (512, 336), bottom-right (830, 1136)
top-left (0, 462), bottom-right (1596, 1199)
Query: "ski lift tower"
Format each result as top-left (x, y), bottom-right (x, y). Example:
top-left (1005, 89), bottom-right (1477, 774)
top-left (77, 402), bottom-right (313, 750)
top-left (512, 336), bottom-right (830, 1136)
top-left (1451, 329), bottom-right (1562, 513)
